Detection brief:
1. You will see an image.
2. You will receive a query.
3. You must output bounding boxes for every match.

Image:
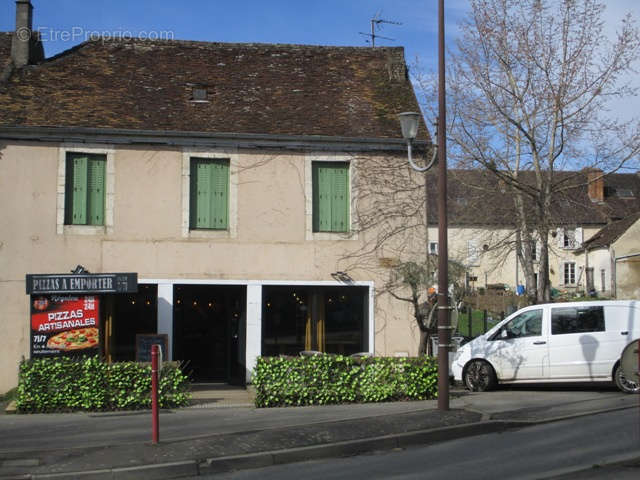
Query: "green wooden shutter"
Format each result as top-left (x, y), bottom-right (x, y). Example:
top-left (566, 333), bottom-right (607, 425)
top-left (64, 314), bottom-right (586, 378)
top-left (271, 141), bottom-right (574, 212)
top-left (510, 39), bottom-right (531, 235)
top-left (330, 164), bottom-right (349, 232)
top-left (313, 164), bottom-right (332, 232)
top-left (312, 164), bottom-right (320, 231)
top-left (189, 160), bottom-right (198, 229)
top-left (190, 158), bottom-right (229, 230)
top-left (313, 162), bottom-right (349, 232)
top-left (209, 160), bottom-right (229, 229)
top-left (196, 160), bottom-right (212, 228)
top-left (87, 156), bottom-right (105, 225)
top-left (71, 155), bottom-right (88, 225)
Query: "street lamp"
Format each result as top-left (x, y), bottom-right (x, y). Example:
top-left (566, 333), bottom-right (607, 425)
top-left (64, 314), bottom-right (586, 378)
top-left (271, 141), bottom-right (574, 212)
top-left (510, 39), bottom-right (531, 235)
top-left (397, 112), bottom-right (437, 173)
top-left (397, 0), bottom-right (450, 412)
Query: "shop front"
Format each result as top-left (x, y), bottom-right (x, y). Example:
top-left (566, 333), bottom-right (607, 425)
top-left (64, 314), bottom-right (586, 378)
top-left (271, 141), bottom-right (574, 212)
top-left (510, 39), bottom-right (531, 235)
top-left (26, 273), bottom-right (374, 385)
top-left (149, 280), bottom-right (374, 384)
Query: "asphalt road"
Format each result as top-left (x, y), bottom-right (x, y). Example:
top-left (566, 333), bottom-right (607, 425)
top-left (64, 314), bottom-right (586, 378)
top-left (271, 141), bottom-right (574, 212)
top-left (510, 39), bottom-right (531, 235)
top-left (202, 408), bottom-right (640, 480)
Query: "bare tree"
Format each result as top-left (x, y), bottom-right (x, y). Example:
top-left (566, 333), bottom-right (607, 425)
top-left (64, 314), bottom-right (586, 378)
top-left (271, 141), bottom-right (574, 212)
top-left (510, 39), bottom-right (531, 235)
top-left (384, 258), bottom-right (466, 355)
top-left (419, 0), bottom-right (640, 301)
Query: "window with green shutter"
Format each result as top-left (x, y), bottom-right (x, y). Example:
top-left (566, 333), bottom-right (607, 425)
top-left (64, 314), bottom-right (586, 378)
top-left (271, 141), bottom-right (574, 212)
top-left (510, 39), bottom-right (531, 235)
top-left (64, 153), bottom-right (106, 226)
top-left (312, 162), bottom-right (350, 233)
top-left (190, 157), bottom-right (230, 230)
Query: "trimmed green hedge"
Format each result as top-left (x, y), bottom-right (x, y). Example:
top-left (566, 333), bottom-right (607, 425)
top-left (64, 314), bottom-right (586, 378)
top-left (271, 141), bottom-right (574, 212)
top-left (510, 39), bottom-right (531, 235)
top-left (253, 355), bottom-right (438, 408)
top-left (16, 356), bottom-right (190, 413)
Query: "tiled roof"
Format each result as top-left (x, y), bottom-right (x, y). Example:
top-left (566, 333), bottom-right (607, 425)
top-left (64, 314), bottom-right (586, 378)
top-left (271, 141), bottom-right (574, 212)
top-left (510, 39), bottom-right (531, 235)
top-left (0, 38), bottom-right (428, 140)
top-left (579, 212), bottom-right (640, 251)
top-left (426, 169), bottom-right (640, 227)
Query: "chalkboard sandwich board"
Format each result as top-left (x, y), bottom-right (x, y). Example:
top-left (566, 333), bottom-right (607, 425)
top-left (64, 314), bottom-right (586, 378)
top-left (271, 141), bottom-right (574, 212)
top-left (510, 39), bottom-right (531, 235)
top-left (136, 334), bottom-right (168, 362)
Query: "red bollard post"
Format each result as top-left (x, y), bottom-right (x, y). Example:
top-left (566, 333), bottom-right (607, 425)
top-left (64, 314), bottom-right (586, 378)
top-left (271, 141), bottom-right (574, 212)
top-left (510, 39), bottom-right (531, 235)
top-left (151, 344), bottom-right (159, 444)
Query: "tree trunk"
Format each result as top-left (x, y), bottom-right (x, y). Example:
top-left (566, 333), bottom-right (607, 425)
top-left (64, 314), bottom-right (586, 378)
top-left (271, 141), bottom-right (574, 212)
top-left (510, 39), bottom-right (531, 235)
top-left (419, 330), bottom-right (430, 356)
top-left (537, 234), bottom-right (552, 302)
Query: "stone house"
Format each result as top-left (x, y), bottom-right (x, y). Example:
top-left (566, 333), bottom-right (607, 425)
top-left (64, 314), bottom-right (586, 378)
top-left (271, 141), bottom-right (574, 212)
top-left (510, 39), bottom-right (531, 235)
top-left (0, 1), bottom-right (431, 392)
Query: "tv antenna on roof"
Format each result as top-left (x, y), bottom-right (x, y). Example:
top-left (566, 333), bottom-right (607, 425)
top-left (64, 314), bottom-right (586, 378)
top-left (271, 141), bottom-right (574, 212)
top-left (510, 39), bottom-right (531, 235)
top-left (359, 11), bottom-right (402, 48)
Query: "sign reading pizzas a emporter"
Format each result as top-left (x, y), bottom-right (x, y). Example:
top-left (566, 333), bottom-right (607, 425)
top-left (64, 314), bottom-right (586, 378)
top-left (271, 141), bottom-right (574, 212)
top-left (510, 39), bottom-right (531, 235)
top-left (26, 273), bottom-right (138, 294)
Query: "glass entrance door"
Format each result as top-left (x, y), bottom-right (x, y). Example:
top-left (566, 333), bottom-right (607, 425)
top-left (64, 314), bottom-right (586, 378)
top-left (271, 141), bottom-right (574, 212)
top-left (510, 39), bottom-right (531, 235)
top-left (173, 285), bottom-right (245, 383)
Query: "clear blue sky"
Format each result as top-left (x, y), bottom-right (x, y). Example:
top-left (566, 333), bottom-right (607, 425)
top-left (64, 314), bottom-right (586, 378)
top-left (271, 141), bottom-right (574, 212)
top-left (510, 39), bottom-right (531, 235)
top-left (0, 0), bottom-right (462, 64)
top-left (1, 0), bottom-right (637, 117)
top-left (1, 1), bottom-right (636, 73)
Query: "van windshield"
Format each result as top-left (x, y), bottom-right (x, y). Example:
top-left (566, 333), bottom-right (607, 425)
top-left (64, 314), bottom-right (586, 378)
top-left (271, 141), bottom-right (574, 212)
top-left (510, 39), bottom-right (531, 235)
top-left (501, 309), bottom-right (543, 338)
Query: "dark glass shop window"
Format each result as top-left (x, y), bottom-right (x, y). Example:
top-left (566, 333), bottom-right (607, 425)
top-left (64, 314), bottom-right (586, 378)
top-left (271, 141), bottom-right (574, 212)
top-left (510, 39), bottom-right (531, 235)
top-left (111, 284), bottom-right (158, 361)
top-left (262, 287), bottom-right (309, 357)
top-left (261, 286), bottom-right (366, 356)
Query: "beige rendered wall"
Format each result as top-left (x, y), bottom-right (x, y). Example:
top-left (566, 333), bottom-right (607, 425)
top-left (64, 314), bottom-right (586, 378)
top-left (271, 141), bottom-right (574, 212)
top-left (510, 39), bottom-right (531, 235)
top-left (0, 142), bottom-right (421, 392)
top-left (612, 219), bottom-right (640, 299)
top-left (583, 248), bottom-right (613, 295)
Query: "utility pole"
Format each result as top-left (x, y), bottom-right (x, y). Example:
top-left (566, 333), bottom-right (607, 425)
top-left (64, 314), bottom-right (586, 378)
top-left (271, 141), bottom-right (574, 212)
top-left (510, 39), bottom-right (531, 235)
top-left (436, 0), bottom-right (450, 412)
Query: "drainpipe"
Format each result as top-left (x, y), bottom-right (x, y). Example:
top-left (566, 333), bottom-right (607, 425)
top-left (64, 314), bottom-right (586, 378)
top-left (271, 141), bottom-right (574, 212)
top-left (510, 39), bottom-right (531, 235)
top-left (611, 247), bottom-right (616, 298)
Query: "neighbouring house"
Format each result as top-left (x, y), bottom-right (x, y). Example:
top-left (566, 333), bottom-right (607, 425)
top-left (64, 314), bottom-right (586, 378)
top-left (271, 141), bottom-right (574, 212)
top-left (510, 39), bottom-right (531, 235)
top-left (0, 1), bottom-right (431, 392)
top-left (425, 169), bottom-right (640, 296)
top-left (575, 212), bottom-right (640, 299)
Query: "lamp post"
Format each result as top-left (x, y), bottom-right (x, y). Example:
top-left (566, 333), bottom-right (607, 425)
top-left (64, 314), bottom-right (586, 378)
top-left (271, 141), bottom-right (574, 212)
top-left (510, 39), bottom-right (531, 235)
top-left (397, 0), bottom-right (449, 411)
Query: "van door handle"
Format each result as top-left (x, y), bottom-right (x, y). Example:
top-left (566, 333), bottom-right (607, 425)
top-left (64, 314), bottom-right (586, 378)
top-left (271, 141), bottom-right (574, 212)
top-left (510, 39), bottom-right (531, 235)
top-left (533, 341), bottom-right (546, 345)
top-left (621, 331), bottom-right (629, 335)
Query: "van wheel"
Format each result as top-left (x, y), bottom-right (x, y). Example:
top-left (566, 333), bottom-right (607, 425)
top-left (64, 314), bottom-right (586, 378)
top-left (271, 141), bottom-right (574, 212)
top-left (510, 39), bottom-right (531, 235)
top-left (464, 360), bottom-right (497, 392)
top-left (614, 364), bottom-right (640, 394)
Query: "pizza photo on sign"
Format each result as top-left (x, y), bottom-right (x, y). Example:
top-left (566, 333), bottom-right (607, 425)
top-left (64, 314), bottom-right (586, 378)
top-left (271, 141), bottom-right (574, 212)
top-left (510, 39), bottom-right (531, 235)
top-left (46, 327), bottom-right (99, 351)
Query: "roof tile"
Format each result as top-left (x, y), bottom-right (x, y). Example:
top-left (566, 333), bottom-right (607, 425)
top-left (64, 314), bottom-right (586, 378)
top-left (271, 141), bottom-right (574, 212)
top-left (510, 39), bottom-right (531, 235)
top-left (0, 38), bottom-right (428, 140)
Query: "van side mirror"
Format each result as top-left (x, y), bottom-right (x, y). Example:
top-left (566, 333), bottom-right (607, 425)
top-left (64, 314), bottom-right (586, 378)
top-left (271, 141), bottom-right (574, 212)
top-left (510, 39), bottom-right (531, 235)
top-left (500, 329), bottom-right (508, 339)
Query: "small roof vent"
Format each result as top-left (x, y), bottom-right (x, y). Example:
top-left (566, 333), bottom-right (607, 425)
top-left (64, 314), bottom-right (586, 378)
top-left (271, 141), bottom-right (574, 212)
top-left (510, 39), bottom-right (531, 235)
top-left (190, 87), bottom-right (209, 103)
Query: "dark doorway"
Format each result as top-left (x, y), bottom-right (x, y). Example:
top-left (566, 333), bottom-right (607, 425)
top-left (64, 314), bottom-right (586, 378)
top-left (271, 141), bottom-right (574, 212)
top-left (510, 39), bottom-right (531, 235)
top-left (109, 284), bottom-right (158, 362)
top-left (173, 285), bottom-right (245, 383)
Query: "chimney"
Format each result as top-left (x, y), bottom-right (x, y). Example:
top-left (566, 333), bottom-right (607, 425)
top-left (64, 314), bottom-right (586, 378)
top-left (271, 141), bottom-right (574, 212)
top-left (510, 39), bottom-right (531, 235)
top-left (585, 168), bottom-right (604, 203)
top-left (11, 0), bottom-right (43, 67)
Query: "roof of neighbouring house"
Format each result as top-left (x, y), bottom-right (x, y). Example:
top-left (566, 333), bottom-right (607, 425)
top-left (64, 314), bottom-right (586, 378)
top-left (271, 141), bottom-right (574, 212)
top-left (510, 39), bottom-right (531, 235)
top-left (577, 212), bottom-right (640, 251)
top-left (0, 37), bottom-right (428, 141)
top-left (426, 169), bottom-right (640, 227)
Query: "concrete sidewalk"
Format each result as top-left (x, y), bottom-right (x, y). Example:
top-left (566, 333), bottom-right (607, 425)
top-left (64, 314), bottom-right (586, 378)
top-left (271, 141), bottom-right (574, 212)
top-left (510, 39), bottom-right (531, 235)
top-left (0, 387), bottom-right (638, 479)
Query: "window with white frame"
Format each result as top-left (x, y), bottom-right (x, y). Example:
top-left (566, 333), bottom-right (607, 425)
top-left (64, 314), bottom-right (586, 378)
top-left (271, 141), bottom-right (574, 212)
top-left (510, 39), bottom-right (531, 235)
top-left (563, 262), bottom-right (576, 285)
top-left (181, 149), bottom-right (238, 238)
top-left (57, 145), bottom-right (114, 235)
top-left (558, 227), bottom-right (583, 250)
top-left (65, 152), bottom-right (106, 226)
top-left (312, 161), bottom-right (349, 233)
top-left (305, 153), bottom-right (356, 241)
top-left (189, 157), bottom-right (230, 230)
top-left (429, 242), bottom-right (438, 255)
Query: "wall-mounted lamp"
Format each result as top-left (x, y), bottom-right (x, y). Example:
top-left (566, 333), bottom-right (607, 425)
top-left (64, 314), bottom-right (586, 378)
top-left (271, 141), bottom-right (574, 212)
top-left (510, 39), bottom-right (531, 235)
top-left (331, 271), bottom-right (354, 284)
top-left (397, 112), bottom-right (437, 172)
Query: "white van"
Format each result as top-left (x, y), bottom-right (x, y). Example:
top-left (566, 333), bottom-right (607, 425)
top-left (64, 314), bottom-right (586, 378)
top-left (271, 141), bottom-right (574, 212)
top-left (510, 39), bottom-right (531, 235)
top-left (451, 300), bottom-right (640, 393)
